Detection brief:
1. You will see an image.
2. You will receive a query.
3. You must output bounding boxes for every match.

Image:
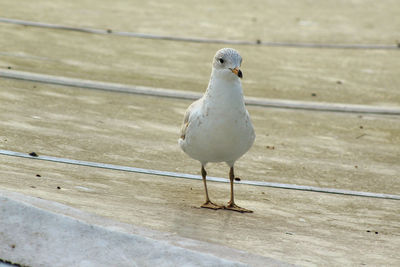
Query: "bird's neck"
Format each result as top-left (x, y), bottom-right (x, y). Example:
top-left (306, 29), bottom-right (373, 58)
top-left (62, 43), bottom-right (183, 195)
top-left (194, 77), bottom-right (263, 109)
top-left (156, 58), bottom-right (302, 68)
top-left (204, 69), bottom-right (245, 108)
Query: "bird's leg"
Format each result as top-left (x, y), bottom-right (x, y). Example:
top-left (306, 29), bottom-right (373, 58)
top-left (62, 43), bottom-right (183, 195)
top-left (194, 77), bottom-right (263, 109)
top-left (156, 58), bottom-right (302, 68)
top-left (200, 165), bottom-right (224, 210)
top-left (225, 166), bottom-right (253, 213)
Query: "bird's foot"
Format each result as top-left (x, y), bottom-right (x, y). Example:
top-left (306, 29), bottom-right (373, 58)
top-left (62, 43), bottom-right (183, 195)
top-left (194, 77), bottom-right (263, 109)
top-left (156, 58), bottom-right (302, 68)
top-left (225, 202), bottom-right (253, 213)
top-left (201, 201), bottom-right (225, 210)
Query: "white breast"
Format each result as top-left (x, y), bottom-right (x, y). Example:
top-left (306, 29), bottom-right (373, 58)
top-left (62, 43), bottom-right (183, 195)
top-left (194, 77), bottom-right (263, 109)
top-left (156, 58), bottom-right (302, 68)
top-left (179, 72), bottom-right (255, 166)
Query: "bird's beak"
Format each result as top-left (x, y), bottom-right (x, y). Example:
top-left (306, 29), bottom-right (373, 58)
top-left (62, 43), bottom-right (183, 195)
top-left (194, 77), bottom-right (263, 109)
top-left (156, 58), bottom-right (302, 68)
top-left (231, 67), bottom-right (243, 79)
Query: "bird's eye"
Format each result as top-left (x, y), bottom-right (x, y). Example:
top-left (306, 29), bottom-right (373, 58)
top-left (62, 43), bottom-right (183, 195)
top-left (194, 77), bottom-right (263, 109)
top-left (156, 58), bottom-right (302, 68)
top-left (218, 58), bottom-right (224, 64)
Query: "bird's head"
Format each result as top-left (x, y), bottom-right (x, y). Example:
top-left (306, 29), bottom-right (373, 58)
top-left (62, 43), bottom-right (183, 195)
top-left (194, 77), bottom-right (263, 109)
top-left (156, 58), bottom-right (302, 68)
top-left (212, 48), bottom-right (243, 80)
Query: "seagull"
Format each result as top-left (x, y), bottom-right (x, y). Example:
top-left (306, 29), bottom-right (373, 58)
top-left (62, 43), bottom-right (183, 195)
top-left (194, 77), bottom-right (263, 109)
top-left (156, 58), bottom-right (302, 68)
top-left (179, 48), bottom-right (255, 213)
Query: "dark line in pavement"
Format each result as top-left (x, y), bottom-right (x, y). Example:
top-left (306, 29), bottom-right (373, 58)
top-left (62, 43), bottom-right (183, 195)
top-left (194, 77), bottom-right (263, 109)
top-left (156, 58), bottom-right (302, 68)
top-left (1, 149), bottom-right (399, 200)
top-left (1, 69), bottom-right (400, 115)
top-left (0, 17), bottom-right (399, 50)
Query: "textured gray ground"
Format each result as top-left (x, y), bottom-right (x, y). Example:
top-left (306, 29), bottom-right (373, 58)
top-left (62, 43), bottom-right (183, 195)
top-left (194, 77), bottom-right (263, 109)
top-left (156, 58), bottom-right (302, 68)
top-left (0, 1), bottom-right (399, 266)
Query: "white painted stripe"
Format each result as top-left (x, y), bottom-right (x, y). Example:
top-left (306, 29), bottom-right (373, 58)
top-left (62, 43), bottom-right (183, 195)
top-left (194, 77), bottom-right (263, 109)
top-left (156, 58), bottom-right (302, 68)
top-left (0, 17), bottom-right (398, 50)
top-left (1, 149), bottom-right (399, 200)
top-left (1, 69), bottom-right (400, 115)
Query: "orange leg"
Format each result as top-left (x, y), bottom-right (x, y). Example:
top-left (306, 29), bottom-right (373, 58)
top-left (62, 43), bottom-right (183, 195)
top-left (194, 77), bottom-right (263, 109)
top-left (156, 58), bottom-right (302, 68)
top-left (200, 165), bottom-right (224, 210)
top-left (225, 166), bottom-right (253, 213)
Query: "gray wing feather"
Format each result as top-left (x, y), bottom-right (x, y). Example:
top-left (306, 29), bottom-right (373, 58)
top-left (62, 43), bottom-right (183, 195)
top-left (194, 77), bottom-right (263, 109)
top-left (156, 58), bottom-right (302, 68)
top-left (180, 99), bottom-right (202, 140)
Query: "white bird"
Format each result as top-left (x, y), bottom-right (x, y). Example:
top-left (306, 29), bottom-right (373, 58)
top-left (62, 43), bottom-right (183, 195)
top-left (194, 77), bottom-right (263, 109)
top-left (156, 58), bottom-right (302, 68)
top-left (179, 48), bottom-right (255, 213)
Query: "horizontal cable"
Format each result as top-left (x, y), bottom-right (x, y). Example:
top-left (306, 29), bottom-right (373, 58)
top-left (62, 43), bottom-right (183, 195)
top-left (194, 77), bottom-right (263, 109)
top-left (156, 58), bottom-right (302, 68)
top-left (0, 17), bottom-right (399, 50)
top-left (1, 149), bottom-right (399, 200)
top-left (1, 69), bottom-right (400, 115)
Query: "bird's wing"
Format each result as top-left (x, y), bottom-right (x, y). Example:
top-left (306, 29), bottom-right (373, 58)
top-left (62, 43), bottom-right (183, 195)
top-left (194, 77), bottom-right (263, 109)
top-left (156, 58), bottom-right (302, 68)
top-left (180, 98), bottom-right (202, 140)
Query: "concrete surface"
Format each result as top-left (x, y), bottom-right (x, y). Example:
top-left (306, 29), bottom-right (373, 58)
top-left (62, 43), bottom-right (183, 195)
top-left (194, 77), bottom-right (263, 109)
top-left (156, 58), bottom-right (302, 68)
top-left (1, 0), bottom-right (400, 266)
top-left (1, 79), bottom-right (399, 194)
top-left (1, 15), bottom-right (400, 106)
top-left (0, 80), bottom-right (399, 266)
top-left (1, 190), bottom-right (287, 267)
top-left (2, 0), bottom-right (400, 44)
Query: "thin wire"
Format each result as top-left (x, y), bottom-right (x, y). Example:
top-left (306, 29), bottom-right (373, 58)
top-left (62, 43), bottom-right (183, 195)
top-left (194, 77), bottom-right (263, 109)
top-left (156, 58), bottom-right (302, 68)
top-left (1, 149), bottom-right (399, 200)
